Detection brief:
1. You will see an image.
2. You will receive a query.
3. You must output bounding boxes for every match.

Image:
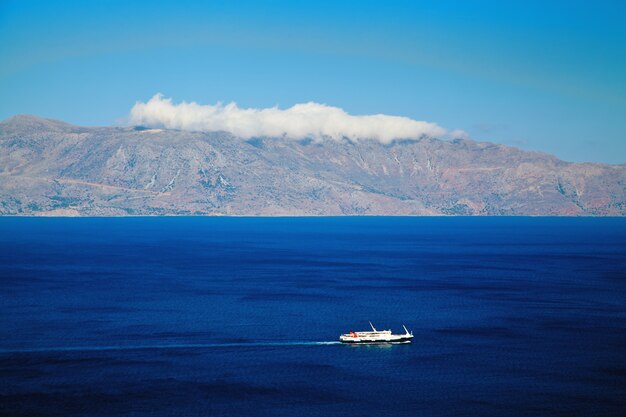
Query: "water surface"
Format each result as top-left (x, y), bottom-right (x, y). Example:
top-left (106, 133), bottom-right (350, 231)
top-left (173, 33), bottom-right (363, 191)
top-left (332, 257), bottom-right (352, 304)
top-left (1, 217), bottom-right (625, 416)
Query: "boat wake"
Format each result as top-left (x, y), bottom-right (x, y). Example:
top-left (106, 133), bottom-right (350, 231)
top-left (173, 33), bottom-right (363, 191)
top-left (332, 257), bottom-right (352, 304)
top-left (0, 341), bottom-right (342, 354)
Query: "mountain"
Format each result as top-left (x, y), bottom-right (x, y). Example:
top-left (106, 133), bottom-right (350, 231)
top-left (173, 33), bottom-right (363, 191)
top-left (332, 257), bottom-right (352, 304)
top-left (0, 115), bottom-right (624, 216)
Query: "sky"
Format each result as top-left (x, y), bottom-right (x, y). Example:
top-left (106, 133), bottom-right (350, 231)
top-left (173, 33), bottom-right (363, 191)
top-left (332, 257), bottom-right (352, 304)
top-left (1, 0), bottom-right (625, 163)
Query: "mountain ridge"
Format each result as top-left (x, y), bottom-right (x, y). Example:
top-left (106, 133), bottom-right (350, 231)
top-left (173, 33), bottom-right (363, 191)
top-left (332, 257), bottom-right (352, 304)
top-left (1, 115), bottom-right (624, 216)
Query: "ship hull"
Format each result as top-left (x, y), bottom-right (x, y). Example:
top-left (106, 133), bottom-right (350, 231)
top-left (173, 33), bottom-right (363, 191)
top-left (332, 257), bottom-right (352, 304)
top-left (339, 324), bottom-right (414, 344)
top-left (339, 336), bottom-right (413, 344)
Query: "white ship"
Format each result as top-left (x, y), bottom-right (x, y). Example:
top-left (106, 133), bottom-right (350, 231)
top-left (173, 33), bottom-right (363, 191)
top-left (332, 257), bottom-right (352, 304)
top-left (339, 322), bottom-right (413, 344)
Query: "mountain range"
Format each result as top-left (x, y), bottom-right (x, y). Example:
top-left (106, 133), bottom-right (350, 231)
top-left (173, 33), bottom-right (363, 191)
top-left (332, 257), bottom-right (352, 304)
top-left (0, 115), bottom-right (624, 216)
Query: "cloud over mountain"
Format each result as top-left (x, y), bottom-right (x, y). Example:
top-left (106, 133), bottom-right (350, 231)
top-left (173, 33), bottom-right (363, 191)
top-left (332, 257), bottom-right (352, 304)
top-left (128, 94), bottom-right (453, 143)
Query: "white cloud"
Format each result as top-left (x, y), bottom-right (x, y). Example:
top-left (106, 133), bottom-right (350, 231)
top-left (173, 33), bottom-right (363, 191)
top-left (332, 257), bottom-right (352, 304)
top-left (129, 94), bottom-right (464, 143)
top-left (449, 129), bottom-right (470, 140)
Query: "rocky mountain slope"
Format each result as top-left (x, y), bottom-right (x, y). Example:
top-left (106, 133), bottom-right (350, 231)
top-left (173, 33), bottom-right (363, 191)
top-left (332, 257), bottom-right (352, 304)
top-left (0, 115), bottom-right (624, 216)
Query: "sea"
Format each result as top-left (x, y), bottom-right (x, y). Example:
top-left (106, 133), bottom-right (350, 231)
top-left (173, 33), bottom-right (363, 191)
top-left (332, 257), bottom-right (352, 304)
top-left (1, 217), bottom-right (625, 416)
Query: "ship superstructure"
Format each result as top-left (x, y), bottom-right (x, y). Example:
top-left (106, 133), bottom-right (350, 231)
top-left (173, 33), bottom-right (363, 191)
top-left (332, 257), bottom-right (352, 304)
top-left (339, 322), bottom-right (413, 344)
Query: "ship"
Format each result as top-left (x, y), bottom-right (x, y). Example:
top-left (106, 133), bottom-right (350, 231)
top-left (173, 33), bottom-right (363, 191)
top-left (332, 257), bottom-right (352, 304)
top-left (339, 322), bottom-right (413, 344)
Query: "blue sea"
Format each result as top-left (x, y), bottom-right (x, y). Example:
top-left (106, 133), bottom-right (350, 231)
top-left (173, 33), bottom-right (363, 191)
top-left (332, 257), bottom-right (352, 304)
top-left (1, 217), bottom-right (625, 416)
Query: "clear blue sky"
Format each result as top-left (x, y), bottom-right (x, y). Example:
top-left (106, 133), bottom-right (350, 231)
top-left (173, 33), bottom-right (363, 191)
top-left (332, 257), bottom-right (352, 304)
top-left (1, 0), bottom-right (625, 163)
